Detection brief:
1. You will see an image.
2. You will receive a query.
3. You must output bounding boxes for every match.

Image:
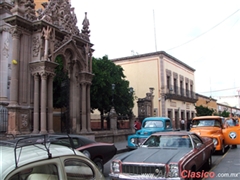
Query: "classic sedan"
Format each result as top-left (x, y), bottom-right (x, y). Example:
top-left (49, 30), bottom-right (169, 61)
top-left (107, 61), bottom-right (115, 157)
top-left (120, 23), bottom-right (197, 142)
top-left (110, 131), bottom-right (214, 180)
top-left (49, 134), bottom-right (117, 173)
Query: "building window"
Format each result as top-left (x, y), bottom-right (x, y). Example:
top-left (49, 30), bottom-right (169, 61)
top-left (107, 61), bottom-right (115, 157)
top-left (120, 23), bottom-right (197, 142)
top-left (167, 76), bottom-right (170, 90)
top-left (174, 78), bottom-right (177, 94)
top-left (180, 80), bottom-right (183, 96)
top-left (185, 82), bottom-right (189, 97)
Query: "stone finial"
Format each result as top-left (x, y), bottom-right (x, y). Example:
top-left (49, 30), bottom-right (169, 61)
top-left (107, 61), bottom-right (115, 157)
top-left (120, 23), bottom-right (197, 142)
top-left (81, 12), bottom-right (90, 36)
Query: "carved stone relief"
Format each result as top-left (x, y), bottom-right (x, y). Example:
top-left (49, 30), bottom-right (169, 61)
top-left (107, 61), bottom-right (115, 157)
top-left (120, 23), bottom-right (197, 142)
top-left (2, 37), bottom-right (9, 58)
top-left (32, 36), bottom-right (40, 57)
top-left (21, 114), bottom-right (28, 128)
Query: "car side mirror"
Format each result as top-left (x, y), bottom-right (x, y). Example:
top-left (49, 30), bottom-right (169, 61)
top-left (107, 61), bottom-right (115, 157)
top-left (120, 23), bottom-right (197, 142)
top-left (196, 143), bottom-right (202, 148)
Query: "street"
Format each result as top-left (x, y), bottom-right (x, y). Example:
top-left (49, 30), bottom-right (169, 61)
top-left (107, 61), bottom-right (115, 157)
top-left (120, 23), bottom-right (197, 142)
top-left (103, 147), bottom-right (230, 179)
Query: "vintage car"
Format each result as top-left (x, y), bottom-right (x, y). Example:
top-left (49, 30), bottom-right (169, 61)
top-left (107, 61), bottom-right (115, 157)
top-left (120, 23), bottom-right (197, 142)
top-left (110, 131), bottom-right (214, 180)
top-left (190, 116), bottom-right (240, 154)
top-left (0, 135), bottom-right (105, 180)
top-left (14, 134), bottom-right (117, 173)
top-left (127, 117), bottom-right (175, 149)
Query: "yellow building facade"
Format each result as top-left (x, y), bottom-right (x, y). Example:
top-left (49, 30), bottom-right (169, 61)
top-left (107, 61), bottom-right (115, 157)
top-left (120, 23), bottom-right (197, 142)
top-left (112, 51), bottom-right (198, 129)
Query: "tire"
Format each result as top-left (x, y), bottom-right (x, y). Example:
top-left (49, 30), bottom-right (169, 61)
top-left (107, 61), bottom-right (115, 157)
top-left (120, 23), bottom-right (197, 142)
top-left (204, 155), bottom-right (212, 170)
top-left (219, 142), bottom-right (225, 155)
top-left (93, 158), bottom-right (104, 173)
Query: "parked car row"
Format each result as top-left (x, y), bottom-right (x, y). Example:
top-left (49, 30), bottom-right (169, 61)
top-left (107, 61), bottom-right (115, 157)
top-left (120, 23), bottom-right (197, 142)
top-left (109, 115), bottom-right (240, 180)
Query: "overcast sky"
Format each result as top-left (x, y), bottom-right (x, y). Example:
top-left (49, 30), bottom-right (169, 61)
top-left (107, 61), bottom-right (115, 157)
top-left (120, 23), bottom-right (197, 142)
top-left (71, 0), bottom-right (240, 107)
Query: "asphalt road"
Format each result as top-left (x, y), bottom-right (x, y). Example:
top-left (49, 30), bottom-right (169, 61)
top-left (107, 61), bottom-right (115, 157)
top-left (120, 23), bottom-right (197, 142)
top-left (103, 147), bottom-right (230, 179)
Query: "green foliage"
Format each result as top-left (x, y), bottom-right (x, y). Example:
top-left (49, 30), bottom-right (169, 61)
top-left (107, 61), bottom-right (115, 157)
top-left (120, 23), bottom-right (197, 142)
top-left (195, 105), bottom-right (214, 116)
top-left (53, 55), bottom-right (69, 108)
top-left (217, 110), bottom-right (229, 117)
top-left (91, 55), bottom-right (134, 117)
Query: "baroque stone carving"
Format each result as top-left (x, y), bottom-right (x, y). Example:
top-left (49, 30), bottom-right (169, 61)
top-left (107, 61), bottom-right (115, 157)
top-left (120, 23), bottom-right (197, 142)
top-left (32, 36), bottom-right (40, 57)
top-left (21, 114), bottom-right (28, 128)
top-left (2, 37), bottom-right (9, 58)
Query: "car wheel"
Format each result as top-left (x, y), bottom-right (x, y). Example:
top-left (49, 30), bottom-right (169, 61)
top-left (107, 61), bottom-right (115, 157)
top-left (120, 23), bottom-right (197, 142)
top-left (204, 155), bottom-right (212, 170)
top-left (93, 158), bottom-right (104, 173)
top-left (220, 142), bottom-right (225, 155)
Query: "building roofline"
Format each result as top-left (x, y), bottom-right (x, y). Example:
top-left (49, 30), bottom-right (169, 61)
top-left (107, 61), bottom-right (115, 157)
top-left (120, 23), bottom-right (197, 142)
top-left (196, 93), bottom-right (217, 101)
top-left (110, 51), bottom-right (195, 72)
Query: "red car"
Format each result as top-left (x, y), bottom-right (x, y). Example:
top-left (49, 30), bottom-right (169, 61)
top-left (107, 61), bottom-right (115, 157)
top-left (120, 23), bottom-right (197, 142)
top-left (49, 134), bottom-right (117, 173)
top-left (110, 131), bottom-right (214, 180)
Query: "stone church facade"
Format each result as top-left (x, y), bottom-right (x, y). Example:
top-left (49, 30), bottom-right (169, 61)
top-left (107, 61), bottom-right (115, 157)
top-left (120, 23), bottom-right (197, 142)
top-left (0, 0), bottom-right (94, 135)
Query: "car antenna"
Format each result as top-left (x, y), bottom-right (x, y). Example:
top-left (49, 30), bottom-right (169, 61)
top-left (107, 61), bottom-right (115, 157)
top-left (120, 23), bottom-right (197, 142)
top-left (66, 129), bottom-right (76, 155)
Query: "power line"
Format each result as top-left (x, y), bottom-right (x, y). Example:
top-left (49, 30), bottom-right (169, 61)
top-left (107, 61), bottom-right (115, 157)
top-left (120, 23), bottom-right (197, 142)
top-left (199, 87), bottom-right (240, 94)
top-left (166, 9), bottom-right (240, 51)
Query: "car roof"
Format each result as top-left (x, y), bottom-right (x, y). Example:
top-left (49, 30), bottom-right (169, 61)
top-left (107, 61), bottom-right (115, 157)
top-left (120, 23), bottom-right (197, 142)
top-left (0, 141), bottom-right (84, 179)
top-left (193, 116), bottom-right (222, 120)
top-left (143, 117), bottom-right (170, 121)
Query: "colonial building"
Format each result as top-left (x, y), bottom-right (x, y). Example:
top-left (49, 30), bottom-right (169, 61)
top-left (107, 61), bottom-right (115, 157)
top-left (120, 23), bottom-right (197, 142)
top-left (112, 51), bottom-right (198, 129)
top-left (0, 0), bottom-right (93, 135)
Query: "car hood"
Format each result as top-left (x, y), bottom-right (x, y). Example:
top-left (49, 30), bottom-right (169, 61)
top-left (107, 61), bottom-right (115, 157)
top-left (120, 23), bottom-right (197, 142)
top-left (190, 127), bottom-right (221, 136)
top-left (116, 147), bottom-right (190, 164)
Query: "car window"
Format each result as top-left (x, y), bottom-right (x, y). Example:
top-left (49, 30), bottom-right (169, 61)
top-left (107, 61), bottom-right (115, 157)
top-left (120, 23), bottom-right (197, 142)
top-left (192, 120), bottom-right (215, 127)
top-left (64, 159), bottom-right (94, 180)
top-left (143, 121), bottom-right (163, 128)
top-left (143, 135), bottom-right (192, 148)
top-left (165, 120), bottom-right (171, 128)
top-left (51, 138), bottom-right (79, 148)
top-left (9, 164), bottom-right (58, 180)
top-left (190, 134), bottom-right (203, 147)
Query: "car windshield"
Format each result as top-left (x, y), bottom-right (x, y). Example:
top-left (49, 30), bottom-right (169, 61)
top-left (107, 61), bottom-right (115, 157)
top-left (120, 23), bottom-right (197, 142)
top-left (192, 119), bottom-right (221, 127)
top-left (142, 135), bottom-right (192, 148)
top-left (143, 121), bottom-right (163, 128)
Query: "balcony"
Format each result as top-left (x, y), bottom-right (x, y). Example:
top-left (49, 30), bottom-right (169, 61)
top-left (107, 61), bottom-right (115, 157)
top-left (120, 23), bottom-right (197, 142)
top-left (164, 85), bottom-right (198, 103)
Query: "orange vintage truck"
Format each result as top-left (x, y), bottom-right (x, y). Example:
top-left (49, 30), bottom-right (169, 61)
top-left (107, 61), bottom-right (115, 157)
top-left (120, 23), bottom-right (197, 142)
top-left (190, 116), bottom-right (240, 154)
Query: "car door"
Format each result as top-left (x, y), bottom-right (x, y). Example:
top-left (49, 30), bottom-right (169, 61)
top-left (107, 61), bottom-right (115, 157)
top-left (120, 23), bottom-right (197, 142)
top-left (222, 126), bottom-right (240, 145)
top-left (190, 134), bottom-right (204, 170)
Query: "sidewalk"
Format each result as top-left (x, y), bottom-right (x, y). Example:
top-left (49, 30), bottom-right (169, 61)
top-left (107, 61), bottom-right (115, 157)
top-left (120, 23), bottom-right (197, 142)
top-left (204, 145), bottom-right (240, 180)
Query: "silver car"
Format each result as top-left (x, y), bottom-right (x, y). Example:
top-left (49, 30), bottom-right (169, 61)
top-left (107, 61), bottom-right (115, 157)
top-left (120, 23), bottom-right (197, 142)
top-left (0, 136), bottom-right (105, 180)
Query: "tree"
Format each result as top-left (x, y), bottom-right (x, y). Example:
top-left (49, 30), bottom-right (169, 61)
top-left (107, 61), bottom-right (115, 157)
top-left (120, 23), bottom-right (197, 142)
top-left (195, 105), bottom-right (214, 116)
top-left (91, 55), bottom-right (134, 129)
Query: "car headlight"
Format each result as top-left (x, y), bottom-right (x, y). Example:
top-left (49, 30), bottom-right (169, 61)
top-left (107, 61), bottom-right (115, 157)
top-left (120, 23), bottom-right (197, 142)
top-left (212, 138), bottom-right (218, 146)
top-left (131, 138), bottom-right (136, 144)
top-left (168, 164), bottom-right (179, 177)
top-left (111, 161), bottom-right (120, 173)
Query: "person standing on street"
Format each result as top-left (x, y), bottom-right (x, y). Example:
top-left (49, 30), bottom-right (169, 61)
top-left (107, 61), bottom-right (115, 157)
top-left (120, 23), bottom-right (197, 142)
top-left (225, 113), bottom-right (237, 149)
top-left (181, 119), bottom-right (185, 130)
top-left (134, 118), bottom-right (142, 132)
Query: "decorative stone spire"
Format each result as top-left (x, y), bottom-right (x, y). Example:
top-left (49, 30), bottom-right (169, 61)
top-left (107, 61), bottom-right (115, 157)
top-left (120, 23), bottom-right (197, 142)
top-left (81, 12), bottom-right (90, 37)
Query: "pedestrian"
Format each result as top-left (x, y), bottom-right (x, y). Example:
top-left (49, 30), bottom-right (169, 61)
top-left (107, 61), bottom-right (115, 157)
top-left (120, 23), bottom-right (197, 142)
top-left (181, 119), bottom-right (185, 130)
top-left (134, 118), bottom-right (141, 132)
top-left (225, 113), bottom-right (237, 149)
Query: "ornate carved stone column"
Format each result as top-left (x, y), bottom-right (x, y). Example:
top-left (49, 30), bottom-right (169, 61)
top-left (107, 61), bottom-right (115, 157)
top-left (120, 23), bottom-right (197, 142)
top-left (40, 72), bottom-right (48, 134)
top-left (32, 73), bottom-right (40, 134)
top-left (9, 27), bottom-right (21, 105)
top-left (48, 74), bottom-right (55, 134)
top-left (87, 84), bottom-right (92, 132)
top-left (81, 82), bottom-right (87, 133)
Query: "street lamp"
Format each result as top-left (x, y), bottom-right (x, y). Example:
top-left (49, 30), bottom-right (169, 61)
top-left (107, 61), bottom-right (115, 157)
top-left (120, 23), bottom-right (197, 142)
top-left (112, 84), bottom-right (115, 106)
